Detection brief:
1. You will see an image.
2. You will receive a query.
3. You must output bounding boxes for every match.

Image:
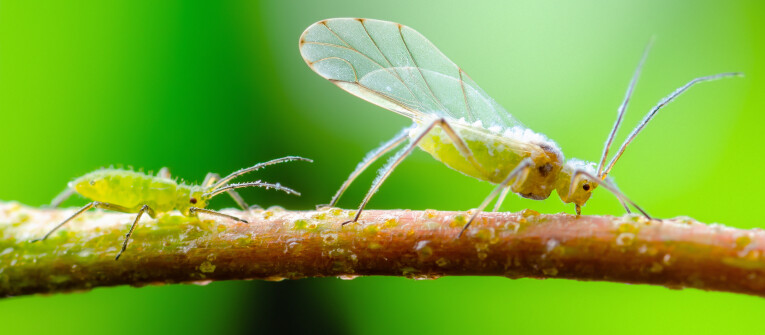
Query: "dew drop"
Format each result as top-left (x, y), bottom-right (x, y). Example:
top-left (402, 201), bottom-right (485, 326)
top-left (188, 280), bottom-right (213, 286)
top-left (542, 267), bottom-right (558, 276)
top-left (199, 261), bottom-right (216, 273)
top-left (436, 257), bottom-right (449, 268)
top-left (662, 254), bottom-right (672, 265)
top-left (264, 276), bottom-right (286, 282)
top-left (415, 240), bottom-right (433, 260)
top-left (615, 232), bottom-right (635, 246)
top-left (546, 239), bottom-right (559, 252)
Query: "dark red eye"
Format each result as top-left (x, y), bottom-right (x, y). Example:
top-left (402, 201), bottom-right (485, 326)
top-left (190, 198), bottom-right (198, 204)
top-left (582, 184), bottom-right (591, 191)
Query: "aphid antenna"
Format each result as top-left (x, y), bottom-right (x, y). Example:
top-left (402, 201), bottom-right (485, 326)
top-left (203, 181), bottom-right (301, 199)
top-left (596, 37), bottom-right (654, 178)
top-left (600, 72), bottom-right (743, 179)
top-left (210, 156), bottom-right (313, 190)
top-left (570, 169), bottom-right (651, 219)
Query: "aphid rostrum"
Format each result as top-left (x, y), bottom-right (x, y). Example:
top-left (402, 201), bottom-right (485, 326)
top-left (33, 156), bottom-right (312, 259)
top-left (299, 18), bottom-right (741, 236)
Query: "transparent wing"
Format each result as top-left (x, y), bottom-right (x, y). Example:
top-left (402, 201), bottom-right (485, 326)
top-left (299, 18), bottom-right (524, 128)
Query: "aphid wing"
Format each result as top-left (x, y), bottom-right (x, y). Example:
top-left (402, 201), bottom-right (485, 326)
top-left (301, 19), bottom-right (422, 119)
top-left (300, 18), bottom-right (524, 129)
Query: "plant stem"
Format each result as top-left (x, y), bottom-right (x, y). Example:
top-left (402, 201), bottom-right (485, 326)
top-left (1, 201), bottom-right (763, 298)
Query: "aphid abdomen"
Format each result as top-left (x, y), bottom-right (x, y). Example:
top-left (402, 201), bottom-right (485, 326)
top-left (416, 122), bottom-right (563, 200)
top-left (72, 169), bottom-right (178, 212)
top-left (417, 124), bottom-right (523, 183)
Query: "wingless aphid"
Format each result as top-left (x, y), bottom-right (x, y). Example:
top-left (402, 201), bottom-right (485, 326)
top-left (299, 18), bottom-right (741, 236)
top-left (32, 156), bottom-right (312, 260)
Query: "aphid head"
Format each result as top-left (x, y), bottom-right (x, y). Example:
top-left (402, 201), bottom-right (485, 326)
top-left (556, 159), bottom-right (598, 207)
top-left (190, 189), bottom-right (208, 206)
top-left (179, 187), bottom-right (208, 216)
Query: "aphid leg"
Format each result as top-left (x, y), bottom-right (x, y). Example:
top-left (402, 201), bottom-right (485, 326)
top-left (609, 181), bottom-right (633, 214)
top-left (189, 207), bottom-right (248, 224)
top-left (115, 204), bottom-right (156, 261)
top-left (570, 169), bottom-right (653, 220)
top-left (202, 173), bottom-right (216, 187)
top-left (492, 186), bottom-right (513, 212)
top-left (203, 173), bottom-right (250, 211)
top-left (327, 124), bottom-right (413, 208)
top-left (31, 201), bottom-right (138, 242)
top-left (31, 202), bottom-right (97, 242)
top-left (433, 119), bottom-right (488, 176)
top-left (459, 159), bottom-right (533, 238)
top-left (48, 187), bottom-right (75, 208)
top-left (342, 117), bottom-right (483, 225)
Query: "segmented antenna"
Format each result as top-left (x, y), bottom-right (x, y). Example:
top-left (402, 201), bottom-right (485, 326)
top-left (204, 182), bottom-right (301, 198)
top-left (601, 72), bottom-right (743, 178)
top-left (597, 38), bottom-right (654, 178)
top-left (211, 156), bottom-right (312, 190)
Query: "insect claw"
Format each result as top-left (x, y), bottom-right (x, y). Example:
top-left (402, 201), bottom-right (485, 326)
top-left (575, 204), bottom-right (582, 216)
top-left (340, 220), bottom-right (354, 226)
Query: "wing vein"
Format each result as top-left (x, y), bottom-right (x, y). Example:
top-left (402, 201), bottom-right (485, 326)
top-left (330, 79), bottom-right (423, 117)
top-left (301, 18), bottom-right (525, 130)
top-left (359, 20), bottom-right (425, 109)
top-left (312, 57), bottom-right (359, 81)
top-left (458, 69), bottom-right (475, 121)
top-left (320, 22), bottom-right (425, 108)
top-left (397, 26), bottom-right (450, 115)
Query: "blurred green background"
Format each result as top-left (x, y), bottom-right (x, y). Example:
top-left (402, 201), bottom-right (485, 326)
top-left (1, 0), bottom-right (763, 333)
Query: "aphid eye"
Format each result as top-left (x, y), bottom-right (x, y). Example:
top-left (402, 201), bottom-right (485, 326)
top-left (582, 184), bottom-right (591, 191)
top-left (189, 198), bottom-right (198, 204)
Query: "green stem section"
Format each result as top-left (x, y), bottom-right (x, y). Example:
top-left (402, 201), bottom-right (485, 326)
top-left (1, 201), bottom-right (764, 298)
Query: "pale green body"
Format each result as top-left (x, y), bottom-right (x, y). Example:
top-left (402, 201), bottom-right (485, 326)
top-left (415, 120), bottom-right (596, 206)
top-left (298, 18), bottom-right (600, 208)
top-left (71, 169), bottom-right (207, 216)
